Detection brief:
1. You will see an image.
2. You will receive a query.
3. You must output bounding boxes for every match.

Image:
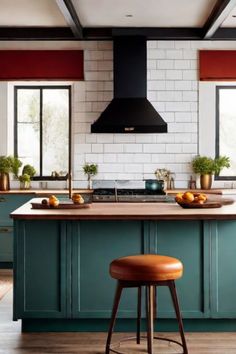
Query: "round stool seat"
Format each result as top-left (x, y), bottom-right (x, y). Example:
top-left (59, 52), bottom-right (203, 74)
top-left (110, 254), bottom-right (183, 282)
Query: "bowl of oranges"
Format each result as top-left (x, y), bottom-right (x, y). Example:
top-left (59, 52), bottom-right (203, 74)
top-left (175, 191), bottom-right (208, 208)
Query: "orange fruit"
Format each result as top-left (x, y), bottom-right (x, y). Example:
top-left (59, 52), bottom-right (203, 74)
top-left (198, 193), bottom-right (207, 202)
top-left (183, 192), bottom-right (194, 203)
top-left (175, 193), bottom-right (183, 203)
top-left (49, 195), bottom-right (59, 207)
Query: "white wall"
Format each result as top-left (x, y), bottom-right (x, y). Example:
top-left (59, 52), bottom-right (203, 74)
top-left (1, 40), bottom-right (236, 188)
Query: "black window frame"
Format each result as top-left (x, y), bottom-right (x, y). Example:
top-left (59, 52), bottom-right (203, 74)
top-left (14, 85), bottom-right (71, 181)
top-left (215, 85), bottom-right (236, 180)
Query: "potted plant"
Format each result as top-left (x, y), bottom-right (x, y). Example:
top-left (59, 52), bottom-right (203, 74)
top-left (18, 164), bottom-right (36, 189)
top-left (0, 156), bottom-right (12, 191)
top-left (18, 173), bottom-right (31, 190)
top-left (83, 163), bottom-right (98, 189)
top-left (192, 155), bottom-right (230, 189)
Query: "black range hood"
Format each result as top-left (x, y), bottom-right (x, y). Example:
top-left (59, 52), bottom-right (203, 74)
top-left (91, 36), bottom-right (167, 134)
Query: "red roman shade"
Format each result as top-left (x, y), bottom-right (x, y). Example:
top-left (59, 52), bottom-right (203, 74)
top-left (200, 50), bottom-right (236, 81)
top-left (0, 50), bottom-right (84, 80)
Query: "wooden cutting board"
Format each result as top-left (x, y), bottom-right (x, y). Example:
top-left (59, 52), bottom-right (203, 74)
top-left (177, 198), bottom-right (234, 209)
top-left (31, 202), bottom-right (91, 209)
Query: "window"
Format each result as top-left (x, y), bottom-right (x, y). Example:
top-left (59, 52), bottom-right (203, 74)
top-left (14, 86), bottom-right (71, 180)
top-left (216, 86), bottom-right (236, 179)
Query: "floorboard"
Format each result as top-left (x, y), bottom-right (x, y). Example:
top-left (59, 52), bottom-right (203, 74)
top-left (0, 272), bottom-right (236, 353)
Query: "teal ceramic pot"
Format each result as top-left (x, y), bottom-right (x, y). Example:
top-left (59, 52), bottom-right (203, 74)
top-left (145, 179), bottom-right (164, 191)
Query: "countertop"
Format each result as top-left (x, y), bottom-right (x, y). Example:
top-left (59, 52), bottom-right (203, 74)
top-left (0, 188), bottom-right (223, 195)
top-left (10, 198), bottom-right (236, 221)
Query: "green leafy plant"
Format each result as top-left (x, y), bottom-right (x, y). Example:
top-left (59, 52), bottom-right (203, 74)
top-left (192, 155), bottom-right (230, 175)
top-left (83, 163), bottom-right (98, 178)
top-left (22, 164), bottom-right (36, 177)
top-left (0, 156), bottom-right (12, 174)
top-left (8, 156), bottom-right (22, 178)
top-left (214, 156), bottom-right (231, 175)
top-left (18, 173), bottom-right (31, 183)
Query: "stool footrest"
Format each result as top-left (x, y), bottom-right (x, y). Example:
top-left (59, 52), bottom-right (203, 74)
top-left (109, 335), bottom-right (185, 354)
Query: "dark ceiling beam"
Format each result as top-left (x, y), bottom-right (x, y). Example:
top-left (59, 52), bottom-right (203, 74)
top-left (55, 0), bottom-right (83, 38)
top-left (0, 27), bottom-right (75, 40)
top-left (83, 27), bottom-right (203, 40)
top-left (1, 26), bottom-right (236, 41)
top-left (203, 0), bottom-right (236, 39)
top-left (212, 27), bottom-right (236, 38)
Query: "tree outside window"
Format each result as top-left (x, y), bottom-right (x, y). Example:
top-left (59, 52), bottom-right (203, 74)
top-left (14, 86), bottom-right (71, 179)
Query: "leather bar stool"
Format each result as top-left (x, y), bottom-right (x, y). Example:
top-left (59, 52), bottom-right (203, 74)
top-left (106, 254), bottom-right (188, 354)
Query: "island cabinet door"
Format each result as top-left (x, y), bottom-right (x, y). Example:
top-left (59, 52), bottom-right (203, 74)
top-left (71, 220), bottom-right (144, 319)
top-left (210, 220), bottom-right (236, 318)
top-left (14, 220), bottom-right (67, 319)
top-left (144, 220), bottom-right (210, 319)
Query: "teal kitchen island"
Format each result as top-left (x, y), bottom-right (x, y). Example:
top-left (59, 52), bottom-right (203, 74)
top-left (10, 199), bottom-right (236, 332)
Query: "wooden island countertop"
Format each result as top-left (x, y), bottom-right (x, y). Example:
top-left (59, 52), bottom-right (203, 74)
top-left (10, 198), bottom-right (236, 221)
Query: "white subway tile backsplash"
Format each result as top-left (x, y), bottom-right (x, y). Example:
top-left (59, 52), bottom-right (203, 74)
top-left (103, 154), bottom-right (117, 163)
top-left (183, 91), bottom-right (198, 102)
top-left (157, 60), bottom-right (174, 69)
top-left (175, 41), bottom-right (191, 49)
top-left (166, 144), bottom-right (182, 153)
top-left (157, 91), bottom-right (182, 102)
top-left (124, 144), bottom-right (142, 153)
top-left (69, 40), bottom-right (231, 185)
top-left (114, 135), bottom-right (136, 143)
top-left (174, 60), bottom-right (191, 69)
top-left (174, 81), bottom-right (192, 91)
top-left (166, 50), bottom-right (183, 59)
top-left (166, 70), bottom-right (183, 80)
top-left (148, 49), bottom-right (166, 59)
top-left (143, 144), bottom-right (166, 153)
top-left (104, 144), bottom-right (124, 153)
top-left (165, 102), bottom-right (191, 111)
top-left (92, 144), bottom-right (103, 153)
top-left (182, 70), bottom-right (198, 80)
top-left (97, 134), bottom-right (114, 143)
top-left (149, 69), bottom-right (165, 79)
top-left (157, 41), bottom-right (175, 49)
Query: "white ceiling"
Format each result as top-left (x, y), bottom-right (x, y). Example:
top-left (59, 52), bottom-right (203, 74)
top-left (0, 0), bottom-right (235, 33)
top-left (222, 5), bottom-right (236, 27)
top-left (0, 0), bottom-right (67, 27)
top-left (72, 0), bottom-right (217, 28)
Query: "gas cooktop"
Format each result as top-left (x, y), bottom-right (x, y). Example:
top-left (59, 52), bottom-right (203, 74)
top-left (93, 188), bottom-right (174, 203)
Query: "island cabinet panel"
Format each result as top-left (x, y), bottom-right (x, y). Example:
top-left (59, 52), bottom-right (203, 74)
top-left (145, 221), bottom-right (210, 319)
top-left (71, 221), bottom-right (144, 318)
top-left (14, 220), bottom-right (67, 319)
top-left (210, 221), bottom-right (236, 318)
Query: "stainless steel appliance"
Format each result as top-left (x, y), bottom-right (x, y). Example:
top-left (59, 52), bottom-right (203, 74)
top-left (93, 188), bottom-right (174, 203)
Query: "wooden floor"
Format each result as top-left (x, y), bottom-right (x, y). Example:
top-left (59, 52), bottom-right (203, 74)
top-left (1, 272), bottom-right (236, 353)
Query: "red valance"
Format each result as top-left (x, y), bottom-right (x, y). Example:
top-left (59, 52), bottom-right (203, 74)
top-left (199, 50), bottom-right (236, 81)
top-left (0, 50), bottom-right (84, 80)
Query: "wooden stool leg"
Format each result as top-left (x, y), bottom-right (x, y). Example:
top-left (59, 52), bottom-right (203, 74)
top-left (136, 286), bottom-right (142, 344)
top-left (105, 282), bottom-right (123, 354)
top-left (168, 280), bottom-right (188, 354)
top-left (146, 285), bottom-right (154, 354)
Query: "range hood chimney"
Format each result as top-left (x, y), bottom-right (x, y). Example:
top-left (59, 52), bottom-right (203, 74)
top-left (91, 36), bottom-right (167, 134)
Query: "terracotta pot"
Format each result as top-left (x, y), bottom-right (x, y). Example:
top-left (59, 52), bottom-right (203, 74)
top-left (200, 174), bottom-right (212, 190)
top-left (0, 172), bottom-right (10, 191)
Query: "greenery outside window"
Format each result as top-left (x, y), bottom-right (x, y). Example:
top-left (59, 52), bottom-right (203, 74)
top-left (14, 86), bottom-right (71, 180)
top-left (216, 86), bottom-right (236, 180)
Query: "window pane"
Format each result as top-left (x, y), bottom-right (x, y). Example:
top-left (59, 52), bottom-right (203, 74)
top-left (219, 89), bottom-right (236, 177)
top-left (17, 90), bottom-right (40, 174)
top-left (42, 89), bottom-right (69, 176)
